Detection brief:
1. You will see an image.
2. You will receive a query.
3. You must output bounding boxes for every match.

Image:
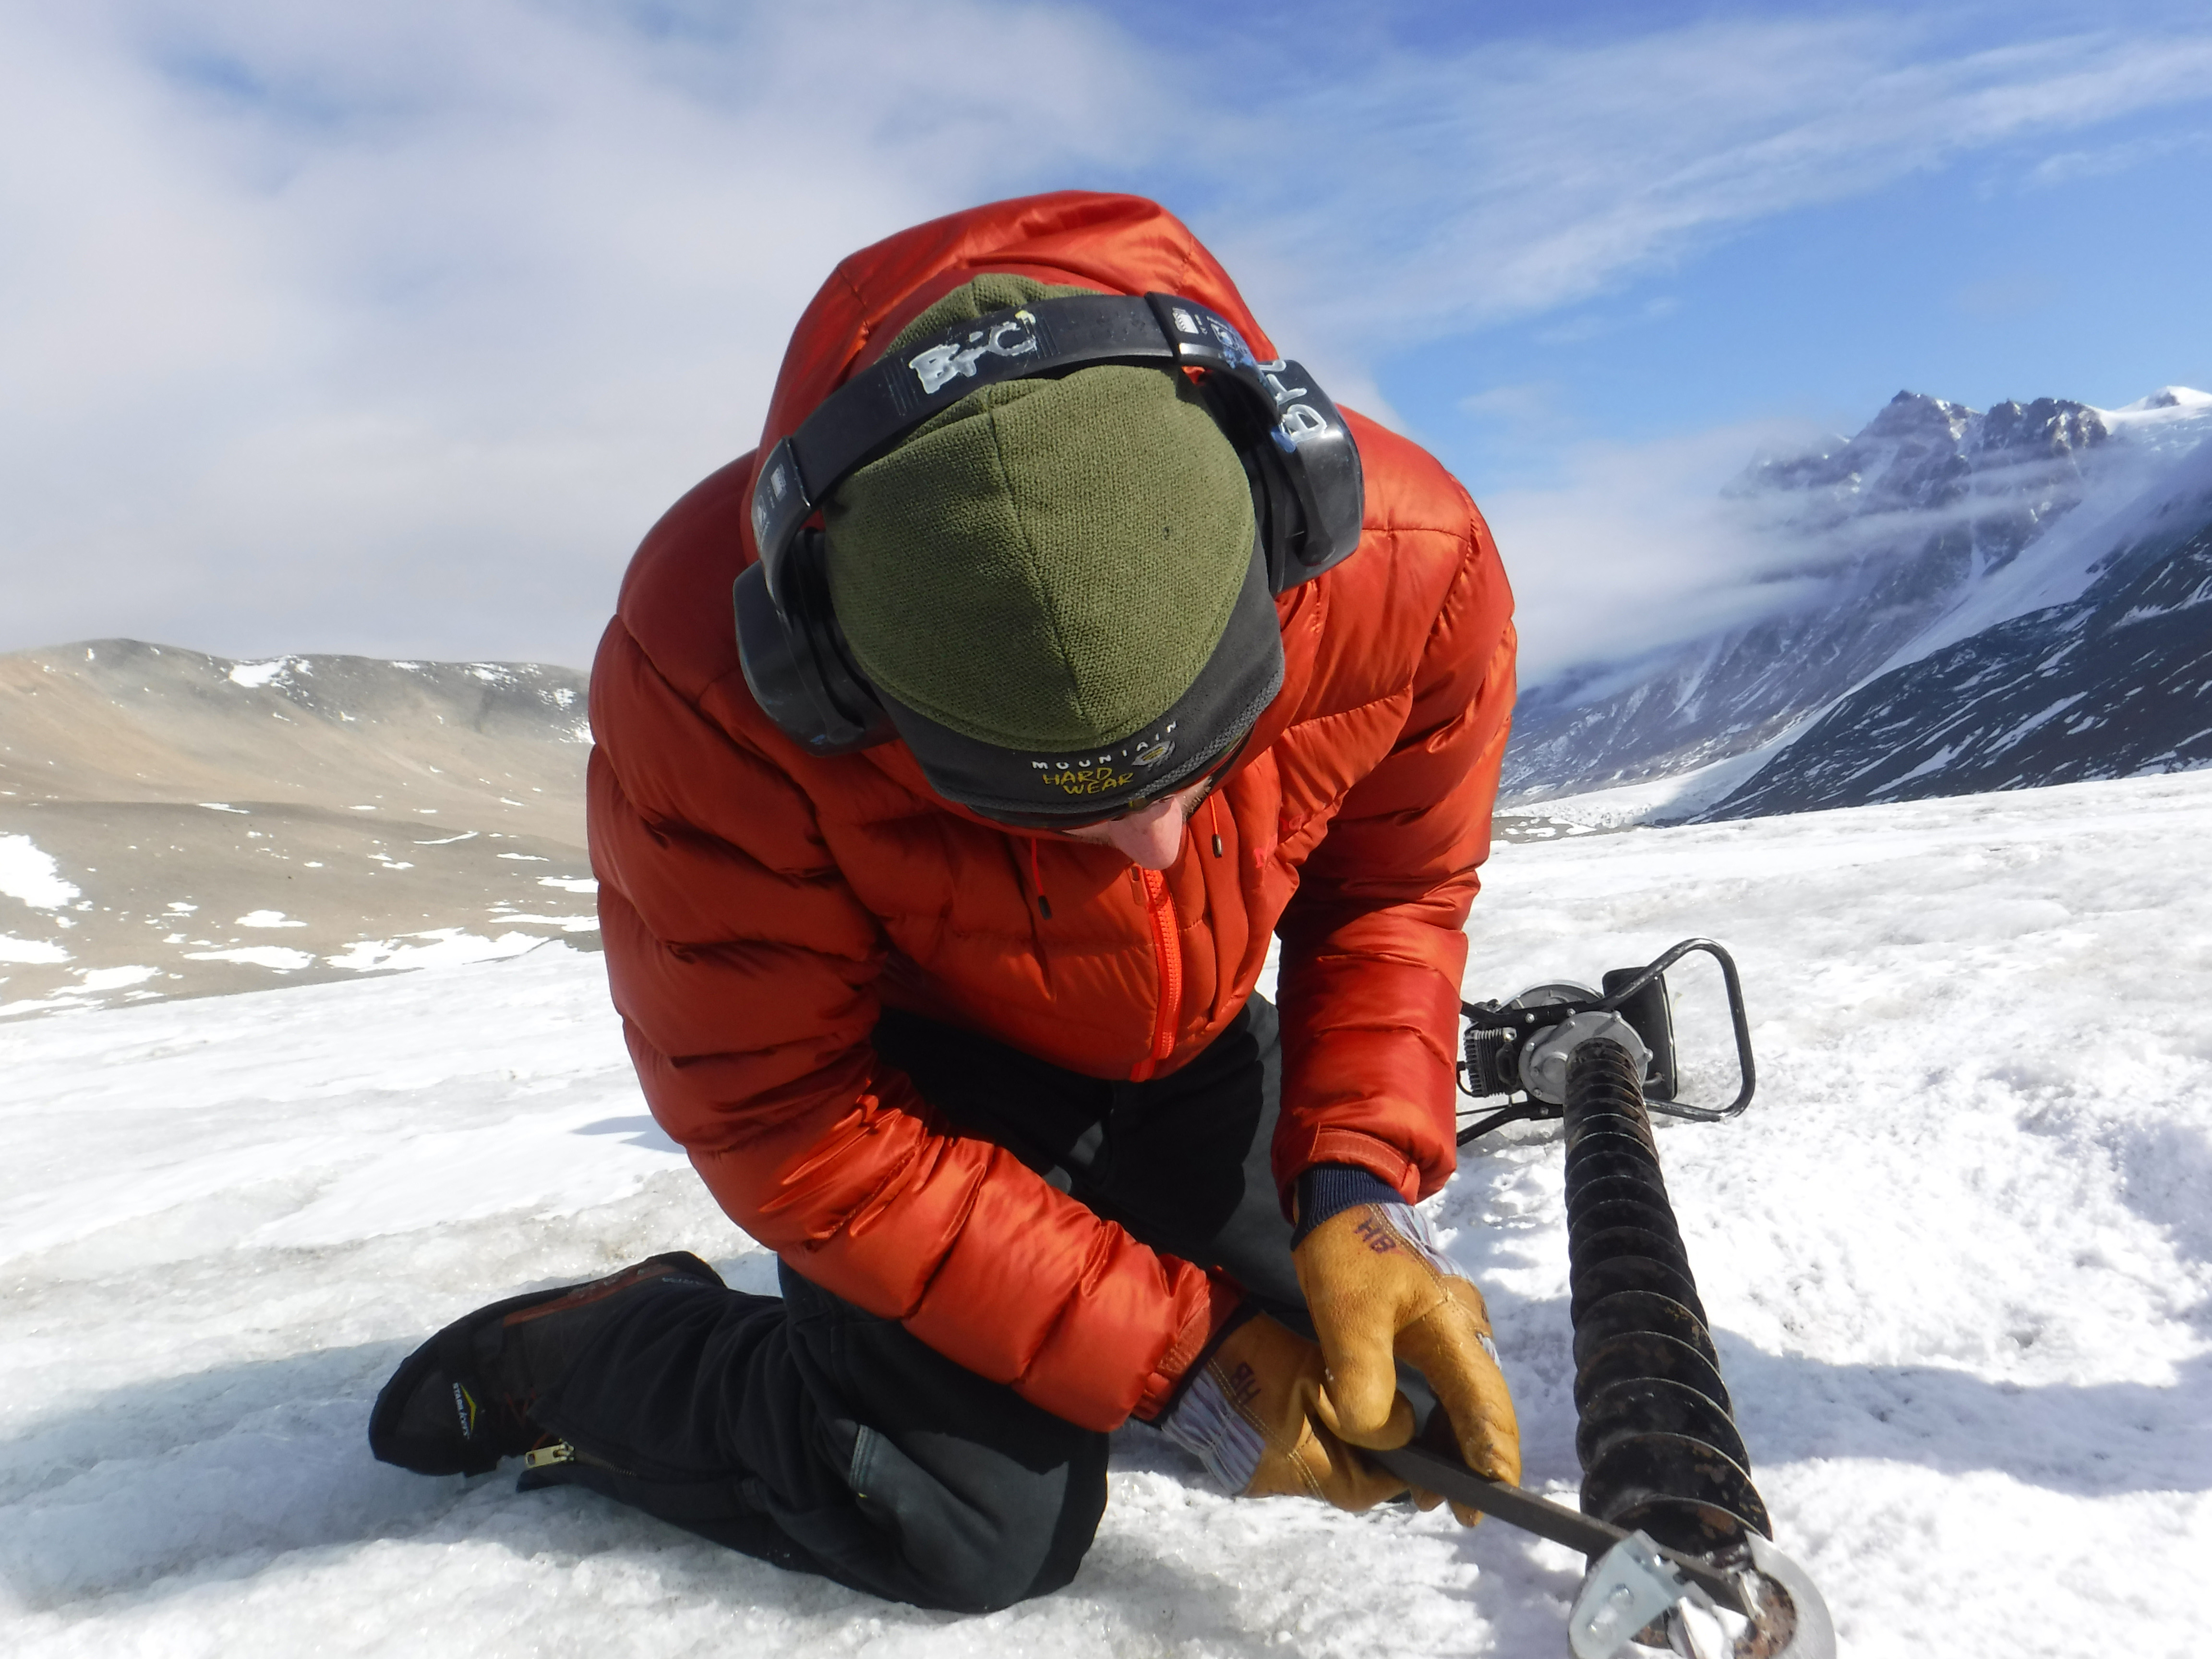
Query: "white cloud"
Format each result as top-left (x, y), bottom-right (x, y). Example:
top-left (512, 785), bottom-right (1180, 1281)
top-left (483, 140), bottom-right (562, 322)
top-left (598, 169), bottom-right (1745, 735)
top-left (1204, 19), bottom-right (2212, 352)
top-left (2, 4), bottom-right (2209, 671)
top-left (2025, 126), bottom-right (2212, 188)
top-left (0, 0), bottom-right (1171, 666)
top-left (1477, 417), bottom-right (1835, 686)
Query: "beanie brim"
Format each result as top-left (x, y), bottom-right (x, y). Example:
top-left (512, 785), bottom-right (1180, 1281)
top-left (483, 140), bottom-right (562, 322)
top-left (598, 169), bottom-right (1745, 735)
top-left (880, 537), bottom-right (1284, 825)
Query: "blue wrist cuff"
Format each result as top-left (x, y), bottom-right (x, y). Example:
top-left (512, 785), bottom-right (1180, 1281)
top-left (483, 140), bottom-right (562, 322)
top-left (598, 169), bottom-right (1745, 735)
top-left (1291, 1163), bottom-right (1403, 1248)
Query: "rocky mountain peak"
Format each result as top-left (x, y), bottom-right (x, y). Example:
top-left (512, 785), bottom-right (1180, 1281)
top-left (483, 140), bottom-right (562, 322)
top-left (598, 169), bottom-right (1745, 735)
top-left (1733, 388), bottom-right (2112, 531)
top-left (1969, 397), bottom-right (2107, 461)
top-left (1863, 389), bottom-right (1976, 443)
top-left (1733, 391), bottom-right (1978, 512)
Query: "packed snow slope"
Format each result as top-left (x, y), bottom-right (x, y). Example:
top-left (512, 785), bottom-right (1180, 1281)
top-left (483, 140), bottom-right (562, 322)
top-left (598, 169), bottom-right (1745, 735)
top-left (7, 773), bottom-right (2212, 1657)
top-left (0, 640), bottom-right (594, 1017)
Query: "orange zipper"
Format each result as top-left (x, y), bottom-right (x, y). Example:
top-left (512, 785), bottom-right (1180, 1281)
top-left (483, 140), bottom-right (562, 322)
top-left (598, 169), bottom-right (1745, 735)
top-left (1134, 867), bottom-right (1181, 1077)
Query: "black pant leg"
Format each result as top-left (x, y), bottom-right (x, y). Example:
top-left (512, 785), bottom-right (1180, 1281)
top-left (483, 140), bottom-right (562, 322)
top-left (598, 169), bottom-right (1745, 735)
top-left (522, 998), bottom-right (1307, 1608)
top-left (529, 1263), bottom-right (1107, 1612)
top-left (870, 1004), bottom-right (1116, 1182)
top-left (875, 996), bottom-right (1304, 1318)
top-left (775, 1263), bottom-right (1107, 1609)
top-left (1063, 996), bottom-right (1311, 1330)
top-left (526, 1286), bottom-right (838, 1578)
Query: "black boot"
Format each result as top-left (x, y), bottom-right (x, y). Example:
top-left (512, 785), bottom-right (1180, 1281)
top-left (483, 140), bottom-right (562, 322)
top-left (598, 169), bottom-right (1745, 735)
top-left (369, 1251), bottom-right (726, 1476)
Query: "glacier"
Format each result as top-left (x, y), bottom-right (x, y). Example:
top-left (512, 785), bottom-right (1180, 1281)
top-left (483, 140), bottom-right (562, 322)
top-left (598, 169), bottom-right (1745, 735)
top-left (6, 770), bottom-right (2212, 1656)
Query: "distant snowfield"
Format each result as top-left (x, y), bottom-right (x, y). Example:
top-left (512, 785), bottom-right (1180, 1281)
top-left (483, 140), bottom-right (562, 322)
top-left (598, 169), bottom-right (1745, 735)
top-left (1493, 738), bottom-right (1802, 833)
top-left (5, 774), bottom-right (2211, 1657)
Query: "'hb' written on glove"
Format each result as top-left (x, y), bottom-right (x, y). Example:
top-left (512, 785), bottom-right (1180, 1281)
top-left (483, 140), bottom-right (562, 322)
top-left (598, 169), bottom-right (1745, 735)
top-left (1292, 1198), bottom-right (1521, 1524)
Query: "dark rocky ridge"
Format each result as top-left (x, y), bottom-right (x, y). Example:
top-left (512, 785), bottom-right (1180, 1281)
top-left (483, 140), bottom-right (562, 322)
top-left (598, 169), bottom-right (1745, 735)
top-left (1698, 517), bottom-right (2212, 818)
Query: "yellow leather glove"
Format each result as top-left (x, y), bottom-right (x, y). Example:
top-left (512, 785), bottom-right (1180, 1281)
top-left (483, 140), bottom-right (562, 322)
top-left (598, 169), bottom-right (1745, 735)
top-left (1154, 1311), bottom-right (1413, 1511)
top-left (1291, 1198), bottom-right (1522, 1525)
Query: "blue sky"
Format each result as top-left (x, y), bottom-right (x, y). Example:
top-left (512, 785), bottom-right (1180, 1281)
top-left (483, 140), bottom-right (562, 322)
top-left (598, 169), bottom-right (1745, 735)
top-left (1376, 59), bottom-right (2212, 487)
top-left (2, 0), bottom-right (2208, 678)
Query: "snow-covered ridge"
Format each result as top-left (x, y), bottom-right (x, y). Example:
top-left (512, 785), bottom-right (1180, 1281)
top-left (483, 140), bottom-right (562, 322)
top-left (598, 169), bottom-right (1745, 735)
top-left (1874, 387), bottom-right (2212, 673)
top-left (194, 647), bottom-right (592, 739)
top-left (1698, 511), bottom-right (2212, 817)
top-left (1503, 384), bottom-right (2212, 808)
top-left (2114, 384), bottom-right (2212, 415)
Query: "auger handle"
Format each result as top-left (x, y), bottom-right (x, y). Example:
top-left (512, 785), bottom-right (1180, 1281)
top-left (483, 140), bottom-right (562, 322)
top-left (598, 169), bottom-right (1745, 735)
top-left (1598, 938), bottom-right (1755, 1121)
top-left (1366, 1443), bottom-right (1750, 1615)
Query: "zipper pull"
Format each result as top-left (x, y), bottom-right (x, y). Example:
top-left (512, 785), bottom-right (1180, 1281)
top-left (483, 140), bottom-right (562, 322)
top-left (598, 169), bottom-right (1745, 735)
top-left (1029, 839), bottom-right (1053, 919)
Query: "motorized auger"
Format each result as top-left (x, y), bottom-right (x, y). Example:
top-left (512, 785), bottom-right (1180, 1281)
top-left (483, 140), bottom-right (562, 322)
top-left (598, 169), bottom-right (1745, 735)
top-left (1369, 940), bottom-right (1835, 1659)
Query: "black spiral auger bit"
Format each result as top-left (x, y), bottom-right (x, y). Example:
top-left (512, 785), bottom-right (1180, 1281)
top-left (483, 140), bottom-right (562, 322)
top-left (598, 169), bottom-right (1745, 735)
top-left (1370, 939), bottom-right (1835, 1659)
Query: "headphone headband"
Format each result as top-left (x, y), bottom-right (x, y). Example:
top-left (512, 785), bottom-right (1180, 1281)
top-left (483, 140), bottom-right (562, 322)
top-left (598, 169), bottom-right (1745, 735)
top-left (737, 290), bottom-right (1365, 758)
top-left (750, 293), bottom-right (1362, 609)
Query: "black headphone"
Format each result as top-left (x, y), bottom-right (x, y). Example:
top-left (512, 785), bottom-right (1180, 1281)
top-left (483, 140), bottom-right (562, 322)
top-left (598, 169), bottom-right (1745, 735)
top-left (735, 291), bottom-right (1365, 756)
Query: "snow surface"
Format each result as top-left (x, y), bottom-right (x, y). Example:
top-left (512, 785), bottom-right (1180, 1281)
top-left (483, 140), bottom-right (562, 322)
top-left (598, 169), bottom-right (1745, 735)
top-left (6, 775), bottom-right (2212, 1656)
top-left (0, 936), bottom-right (73, 965)
top-left (320, 926), bottom-right (551, 974)
top-left (226, 660), bottom-right (297, 689)
top-left (180, 944), bottom-right (318, 972)
top-left (0, 834), bottom-right (81, 910)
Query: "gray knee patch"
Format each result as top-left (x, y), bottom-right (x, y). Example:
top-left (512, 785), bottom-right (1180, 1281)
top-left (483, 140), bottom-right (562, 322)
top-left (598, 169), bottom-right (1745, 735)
top-left (845, 1424), bottom-right (1074, 1611)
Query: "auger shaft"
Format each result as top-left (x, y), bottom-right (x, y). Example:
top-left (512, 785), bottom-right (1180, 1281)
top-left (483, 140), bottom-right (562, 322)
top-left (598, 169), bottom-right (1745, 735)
top-left (1563, 1037), bottom-right (1771, 1555)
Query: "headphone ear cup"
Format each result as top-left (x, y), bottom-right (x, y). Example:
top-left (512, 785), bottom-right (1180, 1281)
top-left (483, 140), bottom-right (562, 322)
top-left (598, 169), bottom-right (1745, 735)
top-left (735, 562), bottom-right (821, 744)
top-left (734, 537), bottom-right (894, 755)
top-left (1253, 454), bottom-right (1305, 595)
top-left (1251, 364), bottom-right (1363, 589)
top-left (1199, 375), bottom-right (1297, 594)
top-left (804, 600), bottom-right (897, 753)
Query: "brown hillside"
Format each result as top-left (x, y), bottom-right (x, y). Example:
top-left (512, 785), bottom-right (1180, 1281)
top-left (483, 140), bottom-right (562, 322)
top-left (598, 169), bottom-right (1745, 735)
top-left (0, 640), bottom-right (597, 1016)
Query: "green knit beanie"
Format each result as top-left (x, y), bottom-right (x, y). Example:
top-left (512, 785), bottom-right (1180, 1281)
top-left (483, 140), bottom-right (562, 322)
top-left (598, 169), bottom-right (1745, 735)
top-left (822, 276), bottom-right (1259, 751)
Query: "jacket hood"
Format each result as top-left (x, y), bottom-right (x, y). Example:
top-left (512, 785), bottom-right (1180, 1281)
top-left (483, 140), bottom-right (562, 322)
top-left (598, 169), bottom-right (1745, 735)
top-left (742, 192), bottom-right (1309, 818)
top-left (747, 192), bottom-right (1281, 551)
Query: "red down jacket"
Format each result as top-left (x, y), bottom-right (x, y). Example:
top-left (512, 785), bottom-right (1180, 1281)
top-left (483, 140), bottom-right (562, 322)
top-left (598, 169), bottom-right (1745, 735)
top-left (589, 192), bottom-right (1516, 1432)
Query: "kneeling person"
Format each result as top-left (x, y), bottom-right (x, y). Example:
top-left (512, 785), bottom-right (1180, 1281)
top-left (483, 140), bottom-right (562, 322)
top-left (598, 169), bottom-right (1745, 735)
top-left (372, 191), bottom-right (1521, 1612)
